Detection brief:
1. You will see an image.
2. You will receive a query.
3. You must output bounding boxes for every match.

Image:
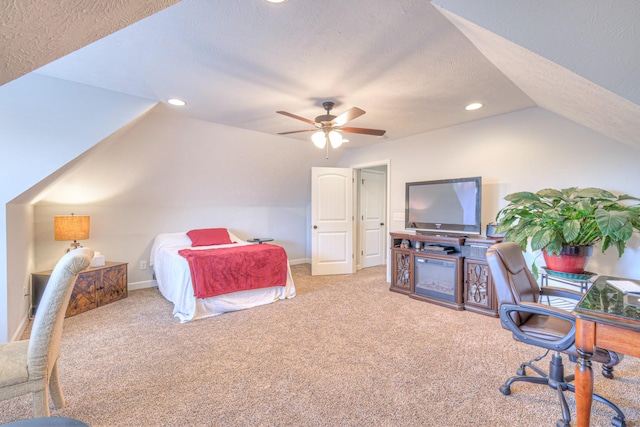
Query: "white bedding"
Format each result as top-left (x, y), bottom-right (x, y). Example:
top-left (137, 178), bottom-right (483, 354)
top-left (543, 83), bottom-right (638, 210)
top-left (150, 231), bottom-right (295, 322)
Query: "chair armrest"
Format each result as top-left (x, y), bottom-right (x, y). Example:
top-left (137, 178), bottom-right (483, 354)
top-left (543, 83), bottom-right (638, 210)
top-left (500, 302), bottom-right (576, 352)
top-left (539, 285), bottom-right (583, 301)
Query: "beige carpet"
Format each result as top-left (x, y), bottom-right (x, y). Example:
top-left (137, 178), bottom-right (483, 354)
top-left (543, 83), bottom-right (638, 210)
top-left (1, 264), bottom-right (639, 426)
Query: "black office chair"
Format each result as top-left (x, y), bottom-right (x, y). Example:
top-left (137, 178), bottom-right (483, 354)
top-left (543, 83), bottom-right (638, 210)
top-left (486, 242), bottom-right (625, 427)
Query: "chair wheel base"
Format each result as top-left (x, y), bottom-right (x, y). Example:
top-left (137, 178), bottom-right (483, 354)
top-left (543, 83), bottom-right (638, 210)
top-left (556, 420), bottom-right (570, 427)
top-left (499, 385), bottom-right (511, 395)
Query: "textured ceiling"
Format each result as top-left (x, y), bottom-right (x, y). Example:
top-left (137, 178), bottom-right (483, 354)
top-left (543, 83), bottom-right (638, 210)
top-left (2, 0), bottom-right (639, 149)
top-left (0, 0), bottom-right (180, 85)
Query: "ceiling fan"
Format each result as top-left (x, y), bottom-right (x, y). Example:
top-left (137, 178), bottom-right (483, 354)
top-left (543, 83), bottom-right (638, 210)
top-left (276, 101), bottom-right (386, 153)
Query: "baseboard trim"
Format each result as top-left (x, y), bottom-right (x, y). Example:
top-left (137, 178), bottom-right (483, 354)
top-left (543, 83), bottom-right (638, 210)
top-left (12, 314), bottom-right (29, 342)
top-left (289, 258), bottom-right (310, 265)
top-left (128, 280), bottom-right (157, 291)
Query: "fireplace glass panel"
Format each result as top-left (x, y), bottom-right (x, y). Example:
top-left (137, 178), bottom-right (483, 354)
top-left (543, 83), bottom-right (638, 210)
top-left (414, 256), bottom-right (456, 302)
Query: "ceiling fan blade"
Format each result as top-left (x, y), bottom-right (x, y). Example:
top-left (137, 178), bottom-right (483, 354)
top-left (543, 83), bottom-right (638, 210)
top-left (277, 129), bottom-right (316, 135)
top-left (340, 126), bottom-right (386, 136)
top-left (276, 111), bottom-right (317, 126)
top-left (332, 107), bottom-right (366, 126)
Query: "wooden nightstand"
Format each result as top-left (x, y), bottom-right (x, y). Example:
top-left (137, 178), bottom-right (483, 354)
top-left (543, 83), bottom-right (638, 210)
top-left (32, 261), bottom-right (128, 317)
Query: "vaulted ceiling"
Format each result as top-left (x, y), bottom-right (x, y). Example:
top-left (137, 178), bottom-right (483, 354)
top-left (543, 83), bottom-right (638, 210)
top-left (2, 0), bottom-right (639, 149)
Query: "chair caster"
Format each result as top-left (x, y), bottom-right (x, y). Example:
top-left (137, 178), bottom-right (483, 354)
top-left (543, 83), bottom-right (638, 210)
top-left (499, 385), bottom-right (511, 395)
top-left (516, 368), bottom-right (526, 376)
top-left (612, 416), bottom-right (626, 427)
top-left (556, 420), bottom-right (570, 427)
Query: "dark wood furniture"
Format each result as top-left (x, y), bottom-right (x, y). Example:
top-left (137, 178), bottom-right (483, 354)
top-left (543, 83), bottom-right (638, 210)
top-left (462, 237), bottom-right (500, 317)
top-left (391, 242), bottom-right (412, 295)
top-left (32, 261), bottom-right (128, 317)
top-left (390, 232), bottom-right (500, 315)
top-left (574, 276), bottom-right (640, 427)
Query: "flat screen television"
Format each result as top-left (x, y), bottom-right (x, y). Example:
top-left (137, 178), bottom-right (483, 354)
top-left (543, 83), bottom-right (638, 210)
top-left (405, 176), bottom-right (482, 235)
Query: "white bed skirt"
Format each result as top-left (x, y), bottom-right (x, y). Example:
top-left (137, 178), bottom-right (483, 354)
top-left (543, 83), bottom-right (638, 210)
top-left (190, 264), bottom-right (295, 322)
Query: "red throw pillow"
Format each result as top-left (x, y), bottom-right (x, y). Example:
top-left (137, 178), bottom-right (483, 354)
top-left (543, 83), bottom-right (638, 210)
top-left (187, 228), bottom-right (234, 246)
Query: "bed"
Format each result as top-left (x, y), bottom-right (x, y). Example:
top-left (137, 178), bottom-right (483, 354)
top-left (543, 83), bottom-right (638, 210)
top-left (150, 229), bottom-right (295, 322)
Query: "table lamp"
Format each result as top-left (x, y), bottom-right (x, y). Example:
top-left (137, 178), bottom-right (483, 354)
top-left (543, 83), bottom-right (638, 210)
top-left (54, 214), bottom-right (90, 252)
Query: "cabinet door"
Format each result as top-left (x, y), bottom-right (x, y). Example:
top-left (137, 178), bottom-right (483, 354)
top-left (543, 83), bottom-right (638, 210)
top-left (392, 249), bottom-right (412, 292)
top-left (100, 264), bottom-right (128, 305)
top-left (66, 270), bottom-right (99, 317)
top-left (464, 260), bottom-right (493, 310)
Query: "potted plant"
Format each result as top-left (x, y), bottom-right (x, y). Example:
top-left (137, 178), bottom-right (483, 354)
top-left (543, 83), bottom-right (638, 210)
top-left (495, 187), bottom-right (640, 277)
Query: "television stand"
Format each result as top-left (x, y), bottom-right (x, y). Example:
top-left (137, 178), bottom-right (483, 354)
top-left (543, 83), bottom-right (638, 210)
top-left (390, 232), bottom-right (465, 310)
top-left (390, 232), bottom-right (501, 316)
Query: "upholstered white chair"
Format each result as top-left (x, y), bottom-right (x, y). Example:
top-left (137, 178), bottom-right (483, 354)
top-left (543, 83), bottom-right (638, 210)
top-left (0, 248), bottom-right (93, 417)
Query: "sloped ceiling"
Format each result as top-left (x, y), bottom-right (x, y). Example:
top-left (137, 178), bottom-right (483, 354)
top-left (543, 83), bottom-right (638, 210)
top-left (433, 0), bottom-right (640, 149)
top-left (0, 0), bottom-right (180, 85)
top-left (2, 0), bottom-right (639, 149)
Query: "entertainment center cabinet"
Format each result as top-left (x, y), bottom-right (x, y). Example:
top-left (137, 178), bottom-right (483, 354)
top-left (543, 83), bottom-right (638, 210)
top-left (390, 232), bottom-right (501, 317)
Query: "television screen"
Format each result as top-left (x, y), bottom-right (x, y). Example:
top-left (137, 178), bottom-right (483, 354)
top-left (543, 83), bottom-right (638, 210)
top-left (405, 176), bottom-right (481, 235)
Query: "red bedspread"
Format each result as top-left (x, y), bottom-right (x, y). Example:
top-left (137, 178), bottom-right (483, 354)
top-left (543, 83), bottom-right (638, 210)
top-left (178, 244), bottom-right (288, 299)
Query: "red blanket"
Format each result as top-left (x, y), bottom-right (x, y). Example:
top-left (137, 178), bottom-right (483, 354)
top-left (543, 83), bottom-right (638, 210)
top-left (178, 244), bottom-right (288, 299)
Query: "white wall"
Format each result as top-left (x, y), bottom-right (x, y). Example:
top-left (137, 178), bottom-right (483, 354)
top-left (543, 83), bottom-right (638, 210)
top-left (5, 204), bottom-right (34, 341)
top-left (33, 107), bottom-right (344, 284)
top-left (339, 107), bottom-right (640, 279)
top-left (0, 74), bottom-right (157, 342)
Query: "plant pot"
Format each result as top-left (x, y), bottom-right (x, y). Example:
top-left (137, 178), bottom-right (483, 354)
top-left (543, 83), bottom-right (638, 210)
top-left (543, 245), bottom-right (594, 274)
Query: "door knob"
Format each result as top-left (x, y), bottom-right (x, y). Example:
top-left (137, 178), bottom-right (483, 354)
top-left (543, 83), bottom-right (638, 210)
top-left (380, 223), bottom-right (385, 226)
top-left (313, 225), bottom-right (318, 229)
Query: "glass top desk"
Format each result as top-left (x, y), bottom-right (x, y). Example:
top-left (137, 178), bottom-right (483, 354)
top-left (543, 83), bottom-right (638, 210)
top-left (574, 276), bottom-right (640, 427)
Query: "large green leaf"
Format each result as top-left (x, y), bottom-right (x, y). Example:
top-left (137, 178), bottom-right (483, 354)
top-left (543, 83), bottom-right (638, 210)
top-left (503, 192), bottom-right (540, 203)
top-left (531, 228), bottom-right (553, 251)
top-left (562, 219), bottom-right (580, 242)
top-left (538, 188), bottom-right (566, 199)
top-left (577, 187), bottom-right (616, 199)
top-left (618, 194), bottom-right (640, 202)
top-left (595, 209), bottom-right (630, 237)
top-left (573, 200), bottom-right (593, 214)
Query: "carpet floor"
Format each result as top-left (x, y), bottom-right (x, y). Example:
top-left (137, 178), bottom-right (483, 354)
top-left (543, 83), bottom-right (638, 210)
top-left (1, 264), bottom-right (638, 426)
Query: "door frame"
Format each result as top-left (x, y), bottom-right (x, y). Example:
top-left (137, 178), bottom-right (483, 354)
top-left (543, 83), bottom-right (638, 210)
top-left (351, 159), bottom-right (391, 282)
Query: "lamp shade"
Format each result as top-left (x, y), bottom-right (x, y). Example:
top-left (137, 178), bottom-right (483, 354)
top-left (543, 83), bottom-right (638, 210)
top-left (54, 215), bottom-right (90, 241)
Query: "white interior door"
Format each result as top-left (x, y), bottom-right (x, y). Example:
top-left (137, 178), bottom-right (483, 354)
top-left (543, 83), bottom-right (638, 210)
top-left (311, 167), bottom-right (354, 276)
top-left (360, 169), bottom-right (386, 268)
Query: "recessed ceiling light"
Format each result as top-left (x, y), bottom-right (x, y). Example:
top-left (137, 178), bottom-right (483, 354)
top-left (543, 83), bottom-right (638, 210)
top-left (267, 0), bottom-right (288, 3)
top-left (465, 103), bottom-right (483, 111)
top-left (168, 98), bottom-right (187, 106)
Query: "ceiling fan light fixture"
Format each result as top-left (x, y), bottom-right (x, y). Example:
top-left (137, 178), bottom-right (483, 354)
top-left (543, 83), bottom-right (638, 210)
top-left (312, 131), bottom-right (327, 148)
top-left (277, 101), bottom-right (385, 153)
top-left (329, 130), bottom-right (343, 148)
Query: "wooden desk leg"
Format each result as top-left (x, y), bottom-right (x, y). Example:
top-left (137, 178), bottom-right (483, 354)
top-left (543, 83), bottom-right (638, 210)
top-left (575, 319), bottom-right (595, 427)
